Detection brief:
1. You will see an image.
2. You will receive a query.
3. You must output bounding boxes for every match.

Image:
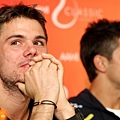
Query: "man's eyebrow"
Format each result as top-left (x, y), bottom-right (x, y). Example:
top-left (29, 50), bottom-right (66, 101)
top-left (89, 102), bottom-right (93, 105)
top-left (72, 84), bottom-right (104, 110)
top-left (6, 35), bottom-right (24, 41)
top-left (5, 35), bottom-right (46, 41)
top-left (35, 35), bottom-right (46, 41)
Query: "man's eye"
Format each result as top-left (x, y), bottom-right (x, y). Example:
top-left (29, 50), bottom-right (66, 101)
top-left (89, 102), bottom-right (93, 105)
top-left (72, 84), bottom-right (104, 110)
top-left (34, 41), bottom-right (43, 46)
top-left (11, 41), bottom-right (20, 45)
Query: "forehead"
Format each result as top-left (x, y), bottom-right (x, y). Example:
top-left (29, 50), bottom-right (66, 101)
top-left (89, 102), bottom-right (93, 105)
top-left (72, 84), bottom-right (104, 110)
top-left (0, 17), bottom-right (45, 39)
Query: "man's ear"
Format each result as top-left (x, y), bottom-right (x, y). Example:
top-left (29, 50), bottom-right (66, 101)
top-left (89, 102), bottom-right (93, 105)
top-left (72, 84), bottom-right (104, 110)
top-left (93, 55), bottom-right (108, 72)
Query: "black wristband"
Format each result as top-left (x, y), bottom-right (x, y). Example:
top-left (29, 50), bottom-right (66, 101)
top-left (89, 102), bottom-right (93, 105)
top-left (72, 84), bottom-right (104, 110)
top-left (34, 100), bottom-right (57, 109)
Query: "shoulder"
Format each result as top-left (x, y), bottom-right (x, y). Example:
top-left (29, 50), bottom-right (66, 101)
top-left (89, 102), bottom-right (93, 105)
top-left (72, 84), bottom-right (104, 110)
top-left (68, 89), bottom-right (90, 104)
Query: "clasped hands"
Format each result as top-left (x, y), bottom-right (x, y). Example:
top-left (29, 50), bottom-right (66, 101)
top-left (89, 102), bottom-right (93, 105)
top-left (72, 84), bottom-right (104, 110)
top-left (17, 53), bottom-right (75, 119)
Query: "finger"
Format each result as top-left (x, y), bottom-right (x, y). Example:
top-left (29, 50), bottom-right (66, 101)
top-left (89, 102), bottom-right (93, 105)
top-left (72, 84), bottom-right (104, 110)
top-left (26, 61), bottom-right (42, 77)
top-left (32, 55), bottom-right (43, 62)
top-left (16, 82), bottom-right (27, 95)
top-left (48, 62), bottom-right (58, 71)
top-left (41, 53), bottom-right (63, 69)
top-left (41, 53), bottom-right (59, 64)
top-left (41, 53), bottom-right (64, 83)
top-left (31, 61), bottom-right (42, 70)
top-left (29, 55), bottom-right (43, 66)
top-left (41, 59), bottom-right (52, 69)
top-left (29, 61), bottom-right (36, 66)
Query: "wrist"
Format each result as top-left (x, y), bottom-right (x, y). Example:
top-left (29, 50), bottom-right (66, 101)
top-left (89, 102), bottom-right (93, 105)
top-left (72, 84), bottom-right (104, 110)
top-left (55, 103), bottom-right (75, 120)
top-left (30, 102), bottom-right (55, 120)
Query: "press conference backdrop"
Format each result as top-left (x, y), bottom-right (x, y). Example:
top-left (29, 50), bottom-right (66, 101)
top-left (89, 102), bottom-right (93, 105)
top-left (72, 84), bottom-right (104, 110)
top-left (1, 0), bottom-right (120, 98)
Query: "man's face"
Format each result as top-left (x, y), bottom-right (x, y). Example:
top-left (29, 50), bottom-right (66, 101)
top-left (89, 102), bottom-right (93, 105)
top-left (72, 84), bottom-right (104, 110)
top-left (103, 39), bottom-right (120, 88)
top-left (0, 17), bottom-right (47, 92)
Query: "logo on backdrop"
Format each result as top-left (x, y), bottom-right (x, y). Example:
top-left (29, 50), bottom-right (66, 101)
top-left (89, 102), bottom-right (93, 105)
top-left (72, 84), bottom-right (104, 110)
top-left (36, 0), bottom-right (103, 29)
top-left (51, 0), bottom-right (103, 29)
top-left (59, 52), bottom-right (79, 62)
top-left (51, 0), bottom-right (78, 29)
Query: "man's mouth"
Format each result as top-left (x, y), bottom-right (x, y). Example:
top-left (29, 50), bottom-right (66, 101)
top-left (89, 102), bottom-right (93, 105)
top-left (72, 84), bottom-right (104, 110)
top-left (20, 63), bottom-right (30, 68)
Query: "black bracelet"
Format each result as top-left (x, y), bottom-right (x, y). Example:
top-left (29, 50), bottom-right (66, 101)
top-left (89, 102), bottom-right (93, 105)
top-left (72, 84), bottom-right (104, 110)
top-left (34, 100), bottom-right (57, 109)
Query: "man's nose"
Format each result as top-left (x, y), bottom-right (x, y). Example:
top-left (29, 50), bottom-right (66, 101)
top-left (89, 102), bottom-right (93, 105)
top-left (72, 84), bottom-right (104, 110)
top-left (23, 44), bottom-right (37, 58)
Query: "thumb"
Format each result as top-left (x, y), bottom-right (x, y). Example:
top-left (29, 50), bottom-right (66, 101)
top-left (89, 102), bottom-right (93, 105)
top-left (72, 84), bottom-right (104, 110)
top-left (16, 82), bottom-right (27, 95)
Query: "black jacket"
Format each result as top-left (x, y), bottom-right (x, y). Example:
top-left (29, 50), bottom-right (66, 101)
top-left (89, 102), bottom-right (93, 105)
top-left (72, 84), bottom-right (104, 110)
top-left (69, 89), bottom-right (120, 120)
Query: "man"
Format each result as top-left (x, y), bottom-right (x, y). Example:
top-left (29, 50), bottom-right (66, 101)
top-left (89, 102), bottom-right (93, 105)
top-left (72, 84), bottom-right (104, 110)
top-left (69, 19), bottom-right (120, 120)
top-left (0, 3), bottom-right (83, 120)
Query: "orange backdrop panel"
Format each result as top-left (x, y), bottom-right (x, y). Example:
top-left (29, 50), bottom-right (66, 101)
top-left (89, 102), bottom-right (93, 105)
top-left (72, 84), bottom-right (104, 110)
top-left (0, 0), bottom-right (120, 98)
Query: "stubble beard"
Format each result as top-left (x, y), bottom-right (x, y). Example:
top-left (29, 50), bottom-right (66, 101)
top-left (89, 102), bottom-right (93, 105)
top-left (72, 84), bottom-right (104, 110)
top-left (0, 70), bottom-right (24, 94)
